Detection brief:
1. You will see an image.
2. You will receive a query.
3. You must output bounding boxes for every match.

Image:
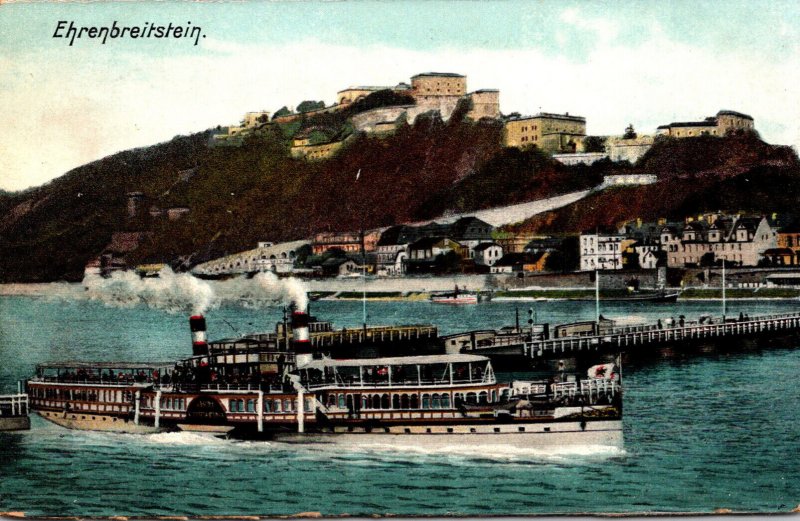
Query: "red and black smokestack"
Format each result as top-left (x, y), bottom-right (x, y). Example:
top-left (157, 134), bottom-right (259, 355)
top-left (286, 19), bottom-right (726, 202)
top-left (291, 305), bottom-right (313, 366)
top-left (190, 315), bottom-right (209, 356)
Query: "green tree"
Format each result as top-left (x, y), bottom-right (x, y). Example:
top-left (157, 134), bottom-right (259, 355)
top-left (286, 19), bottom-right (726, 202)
top-left (297, 100), bottom-right (326, 113)
top-left (272, 106), bottom-right (291, 119)
top-left (583, 136), bottom-right (607, 153)
top-left (623, 124), bottom-right (637, 140)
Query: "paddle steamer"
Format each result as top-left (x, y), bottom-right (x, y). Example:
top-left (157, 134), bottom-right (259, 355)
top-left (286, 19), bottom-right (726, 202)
top-left (26, 308), bottom-right (622, 446)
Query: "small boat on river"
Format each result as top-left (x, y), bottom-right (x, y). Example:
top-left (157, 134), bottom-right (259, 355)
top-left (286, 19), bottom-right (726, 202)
top-left (430, 285), bottom-right (479, 305)
top-left (601, 289), bottom-right (680, 303)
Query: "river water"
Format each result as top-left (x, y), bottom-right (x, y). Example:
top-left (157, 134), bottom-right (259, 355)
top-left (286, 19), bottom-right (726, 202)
top-left (1, 290), bottom-right (799, 516)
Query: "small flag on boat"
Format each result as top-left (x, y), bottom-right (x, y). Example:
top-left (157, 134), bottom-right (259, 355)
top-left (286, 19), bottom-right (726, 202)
top-left (587, 363), bottom-right (616, 380)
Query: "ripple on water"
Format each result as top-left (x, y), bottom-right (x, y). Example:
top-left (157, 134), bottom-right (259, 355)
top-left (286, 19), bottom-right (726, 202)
top-left (3, 296), bottom-right (800, 515)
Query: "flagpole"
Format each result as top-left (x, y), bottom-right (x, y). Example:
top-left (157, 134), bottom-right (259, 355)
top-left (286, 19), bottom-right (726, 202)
top-left (356, 169), bottom-right (367, 335)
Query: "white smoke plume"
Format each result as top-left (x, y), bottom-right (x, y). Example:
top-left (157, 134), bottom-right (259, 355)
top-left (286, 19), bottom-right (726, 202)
top-left (215, 272), bottom-right (309, 311)
top-left (82, 269), bottom-right (309, 314)
top-left (83, 268), bottom-right (215, 315)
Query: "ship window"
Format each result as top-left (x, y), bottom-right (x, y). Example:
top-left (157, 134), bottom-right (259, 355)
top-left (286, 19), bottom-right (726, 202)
top-left (381, 394), bottom-right (390, 409)
top-left (466, 392), bottom-right (477, 404)
top-left (283, 399), bottom-right (292, 412)
top-left (361, 396), bottom-right (369, 409)
top-left (338, 394), bottom-right (346, 409)
top-left (494, 427), bottom-right (500, 433)
top-left (404, 428), bottom-right (411, 434)
top-left (431, 394), bottom-right (441, 409)
top-left (392, 395), bottom-right (400, 409)
top-left (400, 394), bottom-right (410, 409)
top-left (305, 398), bottom-right (314, 413)
top-left (491, 390), bottom-right (497, 403)
top-left (518, 427), bottom-right (525, 432)
top-left (441, 393), bottom-right (450, 408)
top-left (454, 393), bottom-right (463, 408)
top-left (470, 428), bottom-right (476, 433)
top-left (422, 394), bottom-right (431, 409)
top-left (274, 400), bottom-right (282, 413)
top-left (372, 394), bottom-right (381, 409)
top-left (426, 428), bottom-right (432, 433)
top-left (447, 427), bottom-right (454, 433)
top-left (264, 400), bottom-right (272, 413)
top-left (410, 394), bottom-right (419, 409)
top-left (246, 399), bottom-right (255, 413)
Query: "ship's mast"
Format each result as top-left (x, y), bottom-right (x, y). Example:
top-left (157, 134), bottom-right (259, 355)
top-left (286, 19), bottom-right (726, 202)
top-left (595, 269), bottom-right (600, 326)
top-left (362, 227), bottom-right (367, 334)
top-left (356, 168), bottom-right (367, 335)
top-left (722, 258), bottom-right (727, 319)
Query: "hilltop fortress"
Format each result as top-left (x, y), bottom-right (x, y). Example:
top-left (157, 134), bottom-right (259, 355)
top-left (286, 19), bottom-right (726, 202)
top-left (213, 71), bottom-right (756, 164)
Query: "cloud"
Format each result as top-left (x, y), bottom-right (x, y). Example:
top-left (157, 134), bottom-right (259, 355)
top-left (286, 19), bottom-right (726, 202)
top-left (1, 18), bottom-right (799, 191)
top-left (559, 7), bottom-right (620, 45)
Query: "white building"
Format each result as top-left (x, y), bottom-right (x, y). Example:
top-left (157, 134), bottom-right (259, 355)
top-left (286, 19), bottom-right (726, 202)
top-left (552, 152), bottom-right (607, 166)
top-left (192, 240), bottom-right (310, 276)
top-left (580, 232), bottom-right (624, 271)
top-left (473, 243), bottom-right (504, 267)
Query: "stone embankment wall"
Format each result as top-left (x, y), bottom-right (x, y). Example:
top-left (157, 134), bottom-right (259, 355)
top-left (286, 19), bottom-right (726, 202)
top-left (352, 98), bottom-right (461, 132)
top-left (306, 269), bottom-right (667, 293)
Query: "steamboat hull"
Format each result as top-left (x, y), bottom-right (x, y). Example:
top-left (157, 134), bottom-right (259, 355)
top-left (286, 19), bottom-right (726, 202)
top-left (272, 420), bottom-right (622, 448)
top-left (36, 410), bottom-right (162, 433)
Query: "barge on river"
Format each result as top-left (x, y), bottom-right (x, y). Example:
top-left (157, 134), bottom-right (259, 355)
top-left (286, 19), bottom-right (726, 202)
top-left (26, 309), bottom-right (622, 446)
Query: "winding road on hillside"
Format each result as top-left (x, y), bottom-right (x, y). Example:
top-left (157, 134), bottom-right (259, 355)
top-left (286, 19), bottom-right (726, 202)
top-left (426, 185), bottom-right (602, 227)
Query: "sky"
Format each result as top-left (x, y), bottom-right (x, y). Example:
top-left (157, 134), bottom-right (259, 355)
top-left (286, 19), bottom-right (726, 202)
top-left (1, 0), bottom-right (799, 192)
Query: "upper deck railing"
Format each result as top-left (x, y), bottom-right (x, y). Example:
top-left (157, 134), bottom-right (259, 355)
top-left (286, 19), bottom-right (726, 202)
top-left (310, 325), bottom-right (438, 347)
top-left (302, 375), bottom-right (494, 391)
top-left (509, 379), bottom-right (619, 401)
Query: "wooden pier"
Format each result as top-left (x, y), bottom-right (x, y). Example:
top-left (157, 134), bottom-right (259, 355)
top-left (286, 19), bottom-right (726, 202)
top-left (464, 312), bottom-right (800, 362)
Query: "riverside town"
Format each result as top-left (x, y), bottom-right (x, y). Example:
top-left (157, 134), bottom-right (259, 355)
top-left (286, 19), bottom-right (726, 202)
top-left (55, 71), bottom-right (798, 304)
top-left (2, 47), bottom-right (800, 518)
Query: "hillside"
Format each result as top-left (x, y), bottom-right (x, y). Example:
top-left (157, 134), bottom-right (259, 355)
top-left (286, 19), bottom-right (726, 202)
top-left (2, 114), bottom-right (796, 283)
top-left (0, 107), bottom-right (599, 282)
top-left (507, 134), bottom-right (800, 234)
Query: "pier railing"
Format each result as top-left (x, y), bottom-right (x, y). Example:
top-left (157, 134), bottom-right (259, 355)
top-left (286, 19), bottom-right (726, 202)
top-left (0, 394), bottom-right (28, 417)
top-left (523, 311), bottom-right (800, 358)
